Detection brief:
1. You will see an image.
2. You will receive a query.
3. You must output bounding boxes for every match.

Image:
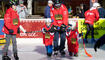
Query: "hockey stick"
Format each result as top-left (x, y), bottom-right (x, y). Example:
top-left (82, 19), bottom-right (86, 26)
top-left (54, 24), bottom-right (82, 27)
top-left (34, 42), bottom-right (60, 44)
top-left (81, 32), bottom-right (92, 57)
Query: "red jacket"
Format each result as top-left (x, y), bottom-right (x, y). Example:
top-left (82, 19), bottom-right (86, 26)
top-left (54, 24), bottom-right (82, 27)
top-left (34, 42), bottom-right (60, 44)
top-left (85, 8), bottom-right (99, 25)
top-left (42, 24), bottom-right (54, 46)
top-left (50, 4), bottom-right (68, 26)
top-left (66, 29), bottom-right (79, 53)
top-left (2, 8), bottom-right (20, 34)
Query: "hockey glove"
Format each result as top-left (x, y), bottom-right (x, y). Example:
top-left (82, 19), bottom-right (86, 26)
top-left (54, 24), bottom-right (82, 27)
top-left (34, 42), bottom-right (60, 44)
top-left (44, 29), bottom-right (48, 32)
top-left (60, 24), bottom-right (66, 32)
top-left (17, 27), bottom-right (20, 33)
top-left (53, 25), bottom-right (59, 31)
top-left (9, 29), bottom-right (14, 34)
top-left (49, 26), bottom-right (55, 33)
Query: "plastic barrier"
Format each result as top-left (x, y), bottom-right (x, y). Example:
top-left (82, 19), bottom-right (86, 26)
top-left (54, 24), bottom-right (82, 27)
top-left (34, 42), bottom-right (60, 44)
top-left (1, 18), bottom-right (105, 39)
top-left (0, 19), bottom-right (5, 44)
top-left (17, 19), bottom-right (45, 38)
top-left (78, 19), bottom-right (105, 39)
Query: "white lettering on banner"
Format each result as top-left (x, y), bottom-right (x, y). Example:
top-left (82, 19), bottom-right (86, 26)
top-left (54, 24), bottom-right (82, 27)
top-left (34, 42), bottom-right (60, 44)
top-left (28, 33), bottom-right (37, 36)
top-left (20, 33), bottom-right (38, 37)
top-left (20, 33), bottom-right (27, 36)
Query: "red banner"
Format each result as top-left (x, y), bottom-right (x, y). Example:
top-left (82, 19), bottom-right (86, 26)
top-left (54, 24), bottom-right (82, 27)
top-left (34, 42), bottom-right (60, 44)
top-left (16, 19), bottom-right (45, 38)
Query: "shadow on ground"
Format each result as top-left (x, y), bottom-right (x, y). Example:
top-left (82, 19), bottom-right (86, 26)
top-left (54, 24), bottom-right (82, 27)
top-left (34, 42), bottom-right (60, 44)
top-left (34, 46), bottom-right (46, 55)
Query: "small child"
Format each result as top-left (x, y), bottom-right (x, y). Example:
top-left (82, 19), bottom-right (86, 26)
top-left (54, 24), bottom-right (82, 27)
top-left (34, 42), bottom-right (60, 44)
top-left (42, 18), bottom-right (54, 57)
top-left (66, 21), bottom-right (80, 57)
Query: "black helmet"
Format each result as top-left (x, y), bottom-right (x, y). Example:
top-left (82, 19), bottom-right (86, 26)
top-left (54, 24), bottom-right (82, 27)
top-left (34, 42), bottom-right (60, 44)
top-left (9, 0), bottom-right (18, 6)
top-left (54, 0), bottom-right (61, 8)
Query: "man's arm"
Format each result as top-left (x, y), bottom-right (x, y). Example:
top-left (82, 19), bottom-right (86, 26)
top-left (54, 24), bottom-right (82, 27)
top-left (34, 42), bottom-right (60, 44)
top-left (45, 6), bottom-right (50, 18)
top-left (50, 8), bottom-right (57, 25)
top-left (16, 6), bottom-right (22, 14)
top-left (4, 10), bottom-right (12, 29)
top-left (95, 9), bottom-right (99, 21)
top-left (62, 5), bottom-right (68, 26)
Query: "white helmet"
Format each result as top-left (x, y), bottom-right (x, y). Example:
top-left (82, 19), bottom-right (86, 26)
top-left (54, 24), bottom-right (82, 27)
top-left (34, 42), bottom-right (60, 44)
top-left (93, 3), bottom-right (100, 8)
top-left (48, 0), bottom-right (53, 4)
top-left (45, 18), bottom-right (52, 23)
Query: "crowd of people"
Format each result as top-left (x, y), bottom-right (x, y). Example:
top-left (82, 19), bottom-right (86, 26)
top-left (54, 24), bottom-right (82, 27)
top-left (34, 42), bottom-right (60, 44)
top-left (43, 0), bottom-right (105, 58)
top-left (1, 0), bottom-right (105, 60)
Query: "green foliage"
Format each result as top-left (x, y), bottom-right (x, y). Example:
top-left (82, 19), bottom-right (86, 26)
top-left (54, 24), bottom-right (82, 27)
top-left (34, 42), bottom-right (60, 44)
top-left (0, 10), bottom-right (5, 18)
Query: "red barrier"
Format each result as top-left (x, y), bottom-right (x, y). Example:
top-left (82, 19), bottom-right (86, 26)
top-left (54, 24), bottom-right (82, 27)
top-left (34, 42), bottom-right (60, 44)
top-left (16, 19), bottom-right (78, 38)
top-left (16, 19), bottom-right (45, 38)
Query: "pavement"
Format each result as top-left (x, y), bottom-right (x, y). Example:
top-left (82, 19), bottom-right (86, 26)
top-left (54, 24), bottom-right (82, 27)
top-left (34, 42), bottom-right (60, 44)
top-left (0, 38), bottom-right (105, 60)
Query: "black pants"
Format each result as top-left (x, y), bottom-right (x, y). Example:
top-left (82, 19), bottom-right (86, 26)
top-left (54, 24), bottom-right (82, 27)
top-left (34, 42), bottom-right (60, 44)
top-left (53, 31), bottom-right (66, 52)
top-left (85, 23), bottom-right (94, 40)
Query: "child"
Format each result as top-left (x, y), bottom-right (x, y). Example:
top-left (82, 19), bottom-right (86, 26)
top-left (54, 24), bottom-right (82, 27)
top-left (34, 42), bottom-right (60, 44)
top-left (66, 21), bottom-right (80, 57)
top-left (42, 18), bottom-right (54, 57)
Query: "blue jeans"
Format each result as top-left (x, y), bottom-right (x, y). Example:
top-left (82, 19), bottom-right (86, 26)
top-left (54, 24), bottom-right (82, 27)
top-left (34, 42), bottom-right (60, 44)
top-left (53, 31), bottom-right (66, 51)
top-left (3, 34), bottom-right (17, 56)
top-left (45, 45), bottom-right (53, 54)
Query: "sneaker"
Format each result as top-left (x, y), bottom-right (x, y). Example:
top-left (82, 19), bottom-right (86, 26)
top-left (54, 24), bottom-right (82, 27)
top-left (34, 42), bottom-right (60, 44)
top-left (14, 53), bottom-right (19, 60)
top-left (69, 52), bottom-right (73, 56)
top-left (74, 53), bottom-right (78, 57)
top-left (54, 51), bottom-right (58, 56)
top-left (47, 53), bottom-right (52, 57)
top-left (84, 39), bottom-right (88, 43)
top-left (2, 56), bottom-right (11, 60)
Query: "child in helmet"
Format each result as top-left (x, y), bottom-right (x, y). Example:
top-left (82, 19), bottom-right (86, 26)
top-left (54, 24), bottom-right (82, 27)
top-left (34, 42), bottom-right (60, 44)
top-left (66, 21), bottom-right (80, 57)
top-left (42, 18), bottom-right (54, 57)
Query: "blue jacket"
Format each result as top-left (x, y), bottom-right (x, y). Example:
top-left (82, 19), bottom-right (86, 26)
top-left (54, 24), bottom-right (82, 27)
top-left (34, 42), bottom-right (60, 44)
top-left (98, 8), bottom-right (105, 18)
top-left (44, 6), bottom-right (51, 18)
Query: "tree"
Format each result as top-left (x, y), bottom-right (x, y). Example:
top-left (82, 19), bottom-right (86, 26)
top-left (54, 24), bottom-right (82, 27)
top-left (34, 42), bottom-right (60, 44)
top-left (27, 0), bottom-right (32, 15)
top-left (0, 0), bottom-right (9, 18)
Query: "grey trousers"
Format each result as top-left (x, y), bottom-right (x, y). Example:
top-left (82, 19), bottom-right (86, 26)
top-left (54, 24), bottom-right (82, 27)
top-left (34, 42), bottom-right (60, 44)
top-left (2, 34), bottom-right (17, 55)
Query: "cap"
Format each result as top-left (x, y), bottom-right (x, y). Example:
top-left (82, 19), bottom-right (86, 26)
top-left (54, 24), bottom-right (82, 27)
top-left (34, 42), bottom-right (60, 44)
top-left (48, 0), bottom-right (53, 4)
top-left (93, 3), bottom-right (100, 7)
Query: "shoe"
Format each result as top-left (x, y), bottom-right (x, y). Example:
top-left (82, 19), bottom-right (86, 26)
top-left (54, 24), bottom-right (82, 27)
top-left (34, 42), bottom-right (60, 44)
top-left (2, 56), bottom-right (11, 60)
top-left (14, 53), bottom-right (19, 60)
top-left (91, 38), bottom-right (96, 43)
top-left (69, 52), bottom-right (73, 56)
top-left (54, 51), bottom-right (58, 56)
top-left (47, 53), bottom-right (52, 57)
top-left (74, 53), bottom-right (78, 57)
top-left (60, 50), bottom-right (65, 56)
top-left (84, 39), bottom-right (88, 43)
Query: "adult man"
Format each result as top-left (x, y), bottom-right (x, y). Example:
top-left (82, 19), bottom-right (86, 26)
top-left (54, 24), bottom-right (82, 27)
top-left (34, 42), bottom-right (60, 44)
top-left (84, 3), bottom-right (99, 43)
top-left (16, 1), bottom-right (28, 19)
top-left (50, 0), bottom-right (68, 56)
top-left (95, 3), bottom-right (105, 18)
top-left (44, 0), bottom-right (53, 18)
top-left (2, 2), bottom-right (20, 60)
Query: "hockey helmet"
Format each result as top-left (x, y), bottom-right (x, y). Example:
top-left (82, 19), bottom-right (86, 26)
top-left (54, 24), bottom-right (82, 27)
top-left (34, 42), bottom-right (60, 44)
top-left (45, 18), bottom-right (52, 23)
top-left (54, 0), bottom-right (61, 8)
